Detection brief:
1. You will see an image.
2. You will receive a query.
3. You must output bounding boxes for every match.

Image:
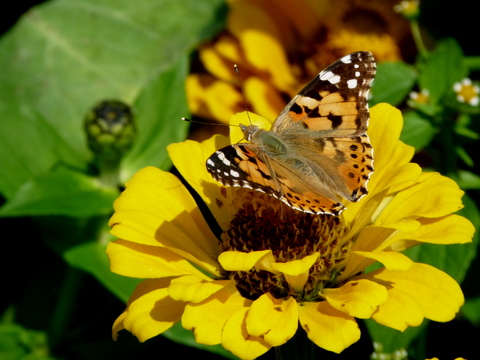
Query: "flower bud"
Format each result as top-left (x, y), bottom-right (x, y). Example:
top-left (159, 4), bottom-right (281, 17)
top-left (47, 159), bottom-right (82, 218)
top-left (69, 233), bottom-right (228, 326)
top-left (84, 100), bottom-right (136, 159)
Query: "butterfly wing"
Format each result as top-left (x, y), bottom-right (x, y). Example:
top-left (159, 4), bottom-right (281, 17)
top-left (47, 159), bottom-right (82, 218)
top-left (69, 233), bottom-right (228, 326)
top-left (206, 51), bottom-right (376, 215)
top-left (206, 143), bottom-right (345, 215)
top-left (271, 51), bottom-right (375, 205)
top-left (272, 51), bottom-right (376, 137)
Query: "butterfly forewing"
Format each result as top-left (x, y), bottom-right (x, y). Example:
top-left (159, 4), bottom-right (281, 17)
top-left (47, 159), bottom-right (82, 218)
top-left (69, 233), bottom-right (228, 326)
top-left (206, 51), bottom-right (376, 216)
top-left (272, 51), bottom-right (376, 137)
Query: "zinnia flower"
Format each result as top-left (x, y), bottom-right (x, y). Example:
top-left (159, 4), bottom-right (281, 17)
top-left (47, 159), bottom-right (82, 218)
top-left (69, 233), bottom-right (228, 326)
top-left (107, 103), bottom-right (473, 359)
top-left (187, 0), bottom-right (413, 125)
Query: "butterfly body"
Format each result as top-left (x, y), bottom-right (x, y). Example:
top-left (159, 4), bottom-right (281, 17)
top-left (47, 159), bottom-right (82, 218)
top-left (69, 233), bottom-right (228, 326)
top-left (207, 52), bottom-right (376, 216)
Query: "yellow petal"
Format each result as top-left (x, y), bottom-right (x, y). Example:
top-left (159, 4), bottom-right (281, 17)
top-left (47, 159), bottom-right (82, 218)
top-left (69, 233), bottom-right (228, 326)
top-left (385, 214), bottom-right (474, 251)
top-left (200, 43), bottom-right (237, 84)
top-left (351, 251), bottom-right (413, 271)
top-left (107, 240), bottom-right (211, 279)
top-left (244, 77), bottom-right (286, 121)
top-left (272, 253), bottom-right (319, 292)
top-left (365, 263), bottom-right (464, 322)
top-left (377, 172), bottom-right (465, 225)
top-left (109, 167), bottom-right (220, 274)
top-left (228, 0), bottom-right (295, 91)
top-left (222, 307), bottom-right (271, 360)
top-left (371, 287), bottom-right (423, 331)
top-left (218, 250), bottom-right (277, 273)
top-left (182, 283), bottom-right (252, 346)
top-left (205, 80), bottom-right (244, 123)
top-left (323, 279), bottom-right (388, 319)
top-left (168, 137), bottom-right (237, 230)
top-left (246, 294), bottom-right (298, 346)
top-left (339, 226), bottom-right (397, 281)
top-left (298, 301), bottom-right (360, 353)
top-left (114, 279), bottom-right (185, 342)
top-left (168, 276), bottom-right (231, 303)
top-left (185, 74), bottom-right (203, 115)
top-left (369, 104), bottom-right (411, 172)
top-left (229, 111), bottom-right (272, 144)
top-left (212, 33), bottom-right (246, 67)
top-left (110, 209), bottom-right (219, 275)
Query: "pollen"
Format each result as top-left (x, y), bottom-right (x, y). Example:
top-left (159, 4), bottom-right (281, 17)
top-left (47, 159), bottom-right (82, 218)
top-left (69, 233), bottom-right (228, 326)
top-left (220, 189), bottom-right (352, 301)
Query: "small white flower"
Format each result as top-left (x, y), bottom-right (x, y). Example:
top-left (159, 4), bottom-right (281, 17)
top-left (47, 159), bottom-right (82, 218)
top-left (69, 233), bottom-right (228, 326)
top-left (453, 78), bottom-right (480, 106)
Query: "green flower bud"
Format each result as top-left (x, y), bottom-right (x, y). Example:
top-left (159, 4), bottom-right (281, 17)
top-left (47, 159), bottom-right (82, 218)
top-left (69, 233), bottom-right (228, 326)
top-left (84, 100), bottom-right (136, 159)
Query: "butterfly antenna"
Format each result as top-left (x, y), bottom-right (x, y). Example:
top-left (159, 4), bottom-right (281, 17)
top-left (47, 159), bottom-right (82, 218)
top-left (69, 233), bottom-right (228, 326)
top-left (234, 64), bottom-right (252, 125)
top-left (181, 117), bottom-right (231, 127)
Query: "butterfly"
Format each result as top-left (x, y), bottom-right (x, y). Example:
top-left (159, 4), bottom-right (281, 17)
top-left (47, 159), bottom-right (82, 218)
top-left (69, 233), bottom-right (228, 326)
top-left (206, 51), bottom-right (376, 216)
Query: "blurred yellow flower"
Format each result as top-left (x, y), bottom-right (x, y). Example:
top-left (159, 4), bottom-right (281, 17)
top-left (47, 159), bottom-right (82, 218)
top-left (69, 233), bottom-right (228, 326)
top-left (107, 103), bottom-right (473, 359)
top-left (188, 0), bottom-right (412, 124)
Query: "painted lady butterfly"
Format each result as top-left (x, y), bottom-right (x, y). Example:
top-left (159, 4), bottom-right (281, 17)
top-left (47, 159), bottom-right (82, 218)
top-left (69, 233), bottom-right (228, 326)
top-left (206, 51), bottom-right (376, 216)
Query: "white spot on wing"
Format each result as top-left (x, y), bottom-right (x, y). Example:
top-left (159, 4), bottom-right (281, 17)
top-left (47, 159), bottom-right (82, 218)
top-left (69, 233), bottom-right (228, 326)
top-left (340, 54), bottom-right (352, 64)
top-left (319, 71), bottom-right (334, 81)
top-left (230, 170), bottom-right (240, 178)
top-left (319, 71), bottom-right (341, 84)
top-left (347, 79), bottom-right (357, 89)
top-left (207, 159), bottom-right (215, 166)
top-left (329, 75), bottom-right (341, 84)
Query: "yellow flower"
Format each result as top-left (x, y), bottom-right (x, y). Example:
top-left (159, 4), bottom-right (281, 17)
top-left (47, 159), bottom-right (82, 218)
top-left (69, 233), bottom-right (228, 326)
top-left (107, 103), bottom-right (473, 359)
top-left (188, 0), bottom-right (413, 125)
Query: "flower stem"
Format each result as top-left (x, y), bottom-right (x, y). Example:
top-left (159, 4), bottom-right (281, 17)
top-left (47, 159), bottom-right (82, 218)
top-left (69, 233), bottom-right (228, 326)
top-left (410, 21), bottom-right (428, 57)
top-left (275, 327), bottom-right (315, 360)
top-left (48, 267), bottom-right (84, 350)
top-left (98, 155), bottom-right (121, 189)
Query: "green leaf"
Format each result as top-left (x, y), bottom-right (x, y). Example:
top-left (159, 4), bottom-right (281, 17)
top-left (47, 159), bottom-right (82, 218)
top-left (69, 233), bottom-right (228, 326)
top-left (0, 321), bottom-right (55, 360)
top-left (63, 241), bottom-right (141, 303)
top-left (455, 113), bottom-right (480, 139)
top-left (400, 110), bottom-right (437, 152)
top-left (453, 170), bottom-right (480, 190)
top-left (163, 323), bottom-right (239, 360)
top-left (418, 38), bottom-right (466, 103)
top-left (121, 55), bottom-right (190, 181)
top-left (365, 319), bottom-right (428, 354)
top-left (455, 145), bottom-right (475, 167)
top-left (0, 0), bottom-right (226, 199)
top-left (0, 167), bottom-right (118, 217)
top-left (464, 55), bottom-right (480, 71)
top-left (370, 61), bottom-right (417, 106)
top-left (462, 296), bottom-right (480, 326)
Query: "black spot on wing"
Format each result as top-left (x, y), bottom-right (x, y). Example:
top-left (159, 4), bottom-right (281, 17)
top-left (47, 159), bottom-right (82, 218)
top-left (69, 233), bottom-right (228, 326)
top-left (290, 103), bottom-right (303, 114)
top-left (327, 113), bottom-right (343, 128)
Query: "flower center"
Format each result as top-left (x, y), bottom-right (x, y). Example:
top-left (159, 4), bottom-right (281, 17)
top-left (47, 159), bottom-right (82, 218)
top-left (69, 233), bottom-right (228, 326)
top-left (220, 189), bottom-right (352, 301)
